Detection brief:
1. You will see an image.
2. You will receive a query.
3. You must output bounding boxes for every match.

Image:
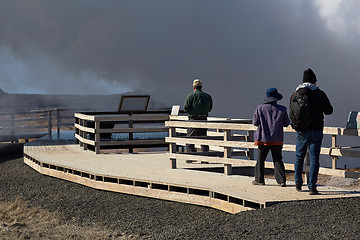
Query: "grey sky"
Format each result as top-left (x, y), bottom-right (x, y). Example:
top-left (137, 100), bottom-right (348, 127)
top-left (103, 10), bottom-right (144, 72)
top-left (0, 0), bottom-right (359, 126)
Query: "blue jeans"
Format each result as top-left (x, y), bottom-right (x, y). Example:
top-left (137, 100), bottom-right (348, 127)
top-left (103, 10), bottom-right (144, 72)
top-left (295, 130), bottom-right (323, 189)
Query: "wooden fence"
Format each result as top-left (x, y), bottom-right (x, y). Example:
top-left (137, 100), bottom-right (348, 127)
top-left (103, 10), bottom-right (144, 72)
top-left (74, 110), bottom-right (171, 154)
top-left (0, 108), bottom-right (75, 142)
top-left (166, 115), bottom-right (360, 179)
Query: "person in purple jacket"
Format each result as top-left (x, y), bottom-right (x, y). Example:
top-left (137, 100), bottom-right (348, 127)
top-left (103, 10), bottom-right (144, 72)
top-left (252, 88), bottom-right (290, 187)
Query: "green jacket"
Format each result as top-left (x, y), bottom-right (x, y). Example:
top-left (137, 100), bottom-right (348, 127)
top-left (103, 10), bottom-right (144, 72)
top-left (183, 89), bottom-right (213, 118)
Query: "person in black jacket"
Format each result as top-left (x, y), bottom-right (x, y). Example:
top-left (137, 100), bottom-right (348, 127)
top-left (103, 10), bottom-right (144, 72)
top-left (183, 79), bottom-right (213, 152)
top-left (290, 68), bottom-right (333, 195)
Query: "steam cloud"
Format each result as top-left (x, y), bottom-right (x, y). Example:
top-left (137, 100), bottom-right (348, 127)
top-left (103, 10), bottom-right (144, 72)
top-left (0, 0), bottom-right (360, 126)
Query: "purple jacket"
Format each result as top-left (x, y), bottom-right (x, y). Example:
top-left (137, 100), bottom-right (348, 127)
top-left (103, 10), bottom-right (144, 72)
top-left (252, 103), bottom-right (290, 143)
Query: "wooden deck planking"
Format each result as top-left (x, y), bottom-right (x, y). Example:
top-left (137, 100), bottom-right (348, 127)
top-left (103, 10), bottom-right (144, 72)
top-left (24, 139), bottom-right (360, 213)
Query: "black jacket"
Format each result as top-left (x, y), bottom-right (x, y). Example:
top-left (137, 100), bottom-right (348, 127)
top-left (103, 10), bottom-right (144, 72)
top-left (183, 89), bottom-right (213, 118)
top-left (292, 86), bottom-right (333, 131)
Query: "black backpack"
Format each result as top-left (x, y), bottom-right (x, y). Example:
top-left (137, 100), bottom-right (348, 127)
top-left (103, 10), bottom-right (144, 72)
top-left (289, 90), bottom-right (311, 130)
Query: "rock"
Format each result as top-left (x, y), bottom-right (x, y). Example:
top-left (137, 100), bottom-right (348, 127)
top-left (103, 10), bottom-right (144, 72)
top-left (0, 88), bottom-right (7, 95)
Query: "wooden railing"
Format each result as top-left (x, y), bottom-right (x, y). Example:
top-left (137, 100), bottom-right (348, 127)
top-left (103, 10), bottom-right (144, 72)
top-left (166, 116), bottom-right (360, 178)
top-left (0, 108), bottom-right (75, 142)
top-left (74, 110), bottom-right (171, 154)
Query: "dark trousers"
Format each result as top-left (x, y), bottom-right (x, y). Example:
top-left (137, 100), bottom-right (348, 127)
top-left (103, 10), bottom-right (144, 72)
top-left (186, 117), bottom-right (209, 152)
top-left (254, 145), bottom-right (286, 184)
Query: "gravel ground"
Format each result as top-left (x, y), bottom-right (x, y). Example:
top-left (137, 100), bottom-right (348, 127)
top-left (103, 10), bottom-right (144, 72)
top-left (0, 143), bottom-right (360, 239)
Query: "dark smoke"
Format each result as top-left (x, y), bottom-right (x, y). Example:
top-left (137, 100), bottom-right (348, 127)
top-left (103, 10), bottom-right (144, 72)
top-left (0, 0), bottom-right (359, 127)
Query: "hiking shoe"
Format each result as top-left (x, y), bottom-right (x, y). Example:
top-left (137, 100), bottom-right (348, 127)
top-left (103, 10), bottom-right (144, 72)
top-left (309, 188), bottom-right (319, 195)
top-left (295, 185), bottom-right (302, 192)
top-left (252, 180), bottom-right (265, 186)
top-left (279, 182), bottom-right (286, 187)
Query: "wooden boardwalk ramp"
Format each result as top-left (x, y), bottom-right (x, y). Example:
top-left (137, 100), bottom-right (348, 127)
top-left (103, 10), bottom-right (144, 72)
top-left (23, 138), bottom-right (360, 214)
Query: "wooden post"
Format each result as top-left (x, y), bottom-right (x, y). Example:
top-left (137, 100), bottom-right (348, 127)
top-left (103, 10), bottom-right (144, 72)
top-left (224, 129), bottom-right (232, 175)
top-left (169, 127), bottom-right (177, 154)
top-left (10, 113), bottom-right (15, 143)
top-left (128, 113), bottom-right (133, 153)
top-left (95, 120), bottom-right (100, 154)
top-left (247, 130), bottom-right (255, 160)
top-left (82, 120), bottom-right (87, 150)
top-left (224, 164), bottom-right (232, 175)
top-left (75, 117), bottom-right (79, 144)
top-left (331, 135), bottom-right (338, 169)
top-left (79, 119), bottom-right (83, 147)
top-left (56, 108), bottom-right (61, 139)
top-left (169, 127), bottom-right (177, 169)
top-left (48, 110), bottom-right (52, 139)
top-left (223, 130), bottom-right (232, 158)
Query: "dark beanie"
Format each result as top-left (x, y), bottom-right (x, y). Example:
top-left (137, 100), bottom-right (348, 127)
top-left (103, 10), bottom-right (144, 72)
top-left (303, 68), bottom-right (317, 84)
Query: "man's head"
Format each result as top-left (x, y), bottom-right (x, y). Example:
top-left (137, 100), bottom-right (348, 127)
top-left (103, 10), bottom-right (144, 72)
top-left (193, 79), bottom-right (202, 90)
top-left (303, 68), bottom-right (317, 84)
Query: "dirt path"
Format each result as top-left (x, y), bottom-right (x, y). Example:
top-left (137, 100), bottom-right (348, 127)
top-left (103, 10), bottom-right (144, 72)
top-left (0, 144), bottom-right (359, 239)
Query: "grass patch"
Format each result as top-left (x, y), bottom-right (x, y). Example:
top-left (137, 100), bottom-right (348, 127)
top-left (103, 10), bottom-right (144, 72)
top-left (0, 198), bottom-right (134, 239)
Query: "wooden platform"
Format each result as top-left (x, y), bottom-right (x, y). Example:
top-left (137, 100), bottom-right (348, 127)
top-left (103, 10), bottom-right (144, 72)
top-left (23, 136), bottom-right (360, 214)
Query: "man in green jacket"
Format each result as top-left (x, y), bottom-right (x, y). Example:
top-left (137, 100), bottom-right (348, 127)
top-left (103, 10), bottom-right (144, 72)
top-left (183, 79), bottom-right (213, 152)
